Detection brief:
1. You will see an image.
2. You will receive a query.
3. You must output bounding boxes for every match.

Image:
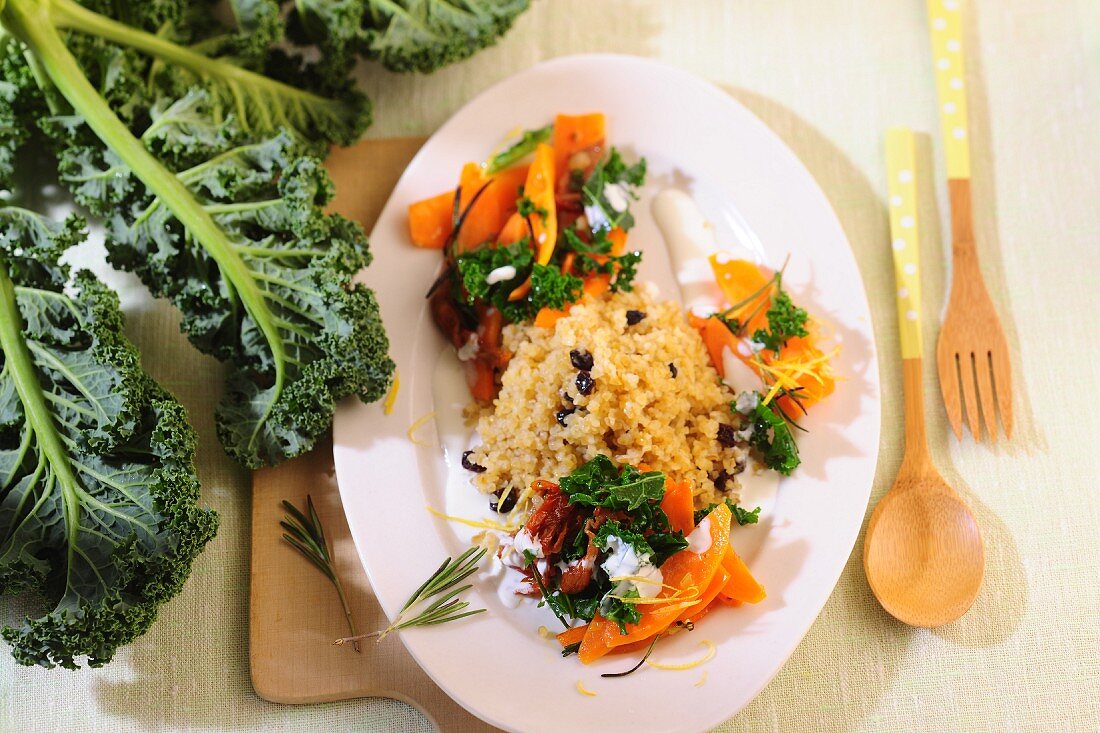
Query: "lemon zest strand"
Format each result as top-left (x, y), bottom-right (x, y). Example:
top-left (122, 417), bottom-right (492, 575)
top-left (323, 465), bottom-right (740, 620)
top-left (575, 680), bottom-right (597, 697)
top-left (694, 671), bottom-right (708, 687)
top-left (425, 506), bottom-right (519, 532)
top-left (646, 640), bottom-right (716, 671)
top-left (406, 411), bottom-right (436, 446)
top-left (383, 370), bottom-right (400, 415)
top-left (608, 574), bottom-right (670, 587)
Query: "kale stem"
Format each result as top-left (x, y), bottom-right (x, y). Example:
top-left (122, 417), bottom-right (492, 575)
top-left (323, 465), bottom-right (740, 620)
top-left (0, 262), bottom-right (83, 569)
top-left (46, 0), bottom-right (348, 118)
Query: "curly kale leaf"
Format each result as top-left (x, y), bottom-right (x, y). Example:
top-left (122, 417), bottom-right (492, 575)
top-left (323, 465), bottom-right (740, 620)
top-left (602, 589), bottom-right (642, 635)
top-left (249, 0), bottom-right (530, 74)
top-left (559, 455), bottom-right (667, 512)
top-left (752, 290), bottom-right (809, 355)
top-left (749, 396), bottom-right (800, 475)
top-left (67, 121), bottom-right (394, 468)
top-left (694, 499), bottom-right (761, 527)
top-left (360, 0), bottom-right (531, 72)
top-left (0, 208), bottom-right (218, 669)
top-left (454, 240), bottom-right (582, 324)
top-left (560, 228), bottom-right (641, 293)
top-left (582, 147), bottom-right (647, 232)
top-left (456, 238), bottom-right (533, 303)
top-left (0, 1), bottom-right (392, 468)
top-left (11, 0), bottom-right (369, 149)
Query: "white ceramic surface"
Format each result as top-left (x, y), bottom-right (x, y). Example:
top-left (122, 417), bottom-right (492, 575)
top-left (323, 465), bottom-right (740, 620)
top-left (333, 54), bottom-right (881, 733)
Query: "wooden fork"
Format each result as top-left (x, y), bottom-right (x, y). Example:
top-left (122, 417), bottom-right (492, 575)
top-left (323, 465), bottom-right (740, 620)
top-left (926, 0), bottom-right (1012, 441)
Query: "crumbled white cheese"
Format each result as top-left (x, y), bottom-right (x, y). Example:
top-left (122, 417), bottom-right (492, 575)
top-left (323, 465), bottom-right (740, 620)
top-left (737, 338), bottom-right (766, 357)
top-left (584, 204), bottom-right (611, 232)
top-left (456, 333), bottom-right (479, 362)
top-left (686, 518), bottom-right (713, 554)
top-left (604, 183), bottom-right (630, 213)
top-left (735, 390), bottom-right (760, 415)
top-left (600, 535), bottom-right (663, 600)
top-left (486, 265), bottom-right (517, 285)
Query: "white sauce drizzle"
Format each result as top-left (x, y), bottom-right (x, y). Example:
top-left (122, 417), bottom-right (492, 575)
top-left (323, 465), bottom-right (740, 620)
top-left (721, 346), bottom-right (763, 394)
top-left (486, 265), bottom-right (517, 285)
top-left (686, 518), bottom-right (713, 554)
top-left (652, 189), bottom-right (722, 316)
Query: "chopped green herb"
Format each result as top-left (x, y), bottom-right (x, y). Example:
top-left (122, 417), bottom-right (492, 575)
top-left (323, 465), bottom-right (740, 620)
top-left (559, 455), bottom-right (666, 511)
top-left (603, 589), bottom-right (642, 634)
top-left (456, 242), bottom-right (583, 323)
top-left (456, 239), bottom-right (533, 302)
top-left (517, 193), bottom-right (548, 220)
top-left (561, 228), bottom-right (642, 292)
top-left (749, 396), bottom-right (801, 475)
top-left (753, 290), bottom-right (809, 355)
top-left (694, 499), bottom-right (762, 527)
top-left (581, 148), bottom-right (647, 231)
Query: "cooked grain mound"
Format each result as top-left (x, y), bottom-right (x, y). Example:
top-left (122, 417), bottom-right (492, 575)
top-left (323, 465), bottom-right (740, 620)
top-left (467, 287), bottom-right (749, 509)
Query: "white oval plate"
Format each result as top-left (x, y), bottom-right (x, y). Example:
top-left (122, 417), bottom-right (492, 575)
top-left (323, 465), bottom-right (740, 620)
top-left (334, 54), bottom-right (880, 733)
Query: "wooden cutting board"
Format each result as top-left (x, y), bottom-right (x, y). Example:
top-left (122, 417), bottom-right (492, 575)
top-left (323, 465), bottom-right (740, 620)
top-left (249, 137), bottom-right (498, 732)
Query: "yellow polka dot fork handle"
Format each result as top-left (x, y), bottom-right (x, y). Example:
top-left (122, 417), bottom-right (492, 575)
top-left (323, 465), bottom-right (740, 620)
top-left (926, 0), bottom-right (970, 179)
top-left (885, 128), bottom-right (922, 360)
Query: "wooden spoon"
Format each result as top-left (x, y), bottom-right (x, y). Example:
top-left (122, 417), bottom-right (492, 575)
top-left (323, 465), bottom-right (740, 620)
top-left (863, 129), bottom-right (984, 628)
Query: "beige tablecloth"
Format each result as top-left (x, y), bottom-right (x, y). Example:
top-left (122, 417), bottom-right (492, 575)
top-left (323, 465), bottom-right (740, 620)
top-left (3, 1), bottom-right (1098, 731)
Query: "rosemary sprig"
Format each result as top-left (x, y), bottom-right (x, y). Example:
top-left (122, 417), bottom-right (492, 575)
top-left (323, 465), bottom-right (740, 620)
top-left (281, 496), bottom-right (361, 652)
top-left (335, 546), bottom-right (487, 646)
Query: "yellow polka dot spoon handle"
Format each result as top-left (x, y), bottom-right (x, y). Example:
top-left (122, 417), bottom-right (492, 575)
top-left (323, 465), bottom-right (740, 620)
top-left (885, 128), bottom-right (922, 361)
top-left (926, 0), bottom-right (1013, 442)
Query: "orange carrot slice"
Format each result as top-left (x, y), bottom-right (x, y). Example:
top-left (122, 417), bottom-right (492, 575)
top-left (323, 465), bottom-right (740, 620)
top-left (455, 163), bottom-right (529, 253)
top-left (534, 307), bottom-right (567, 329)
top-left (690, 312), bottom-right (739, 380)
top-left (557, 625), bottom-right (588, 648)
top-left (675, 566), bottom-right (731, 625)
top-left (708, 256), bottom-right (773, 336)
top-left (407, 191), bottom-right (454, 249)
top-left (607, 227), bottom-right (628, 256)
top-left (496, 211), bottom-right (527, 247)
top-left (553, 113), bottom-right (606, 177)
top-left (660, 479), bottom-right (694, 535)
top-left (718, 546), bottom-right (766, 605)
top-left (407, 163), bottom-right (529, 253)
